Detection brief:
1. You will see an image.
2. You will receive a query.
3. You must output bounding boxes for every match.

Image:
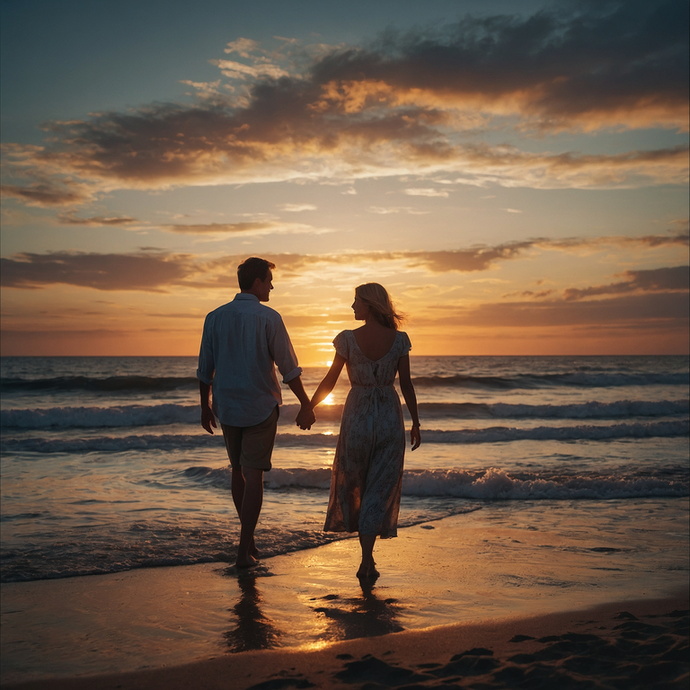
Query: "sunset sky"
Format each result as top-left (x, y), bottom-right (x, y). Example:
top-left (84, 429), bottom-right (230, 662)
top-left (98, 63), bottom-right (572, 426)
top-left (1, 0), bottom-right (688, 363)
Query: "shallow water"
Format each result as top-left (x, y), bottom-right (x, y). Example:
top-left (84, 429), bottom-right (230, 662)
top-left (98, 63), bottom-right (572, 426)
top-left (1, 355), bottom-right (688, 582)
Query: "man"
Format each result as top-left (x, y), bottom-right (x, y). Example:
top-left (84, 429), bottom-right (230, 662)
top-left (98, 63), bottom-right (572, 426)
top-left (197, 257), bottom-right (315, 568)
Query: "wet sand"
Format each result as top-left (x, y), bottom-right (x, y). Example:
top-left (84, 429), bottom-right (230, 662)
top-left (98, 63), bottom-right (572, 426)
top-left (7, 597), bottom-right (687, 690)
top-left (2, 508), bottom-right (688, 688)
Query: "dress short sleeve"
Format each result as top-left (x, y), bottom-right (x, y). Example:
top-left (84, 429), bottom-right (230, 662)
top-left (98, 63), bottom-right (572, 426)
top-left (399, 331), bottom-right (412, 356)
top-left (333, 331), bottom-right (349, 359)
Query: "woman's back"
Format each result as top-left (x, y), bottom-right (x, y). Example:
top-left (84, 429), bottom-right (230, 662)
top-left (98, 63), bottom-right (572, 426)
top-left (352, 323), bottom-right (397, 362)
top-left (337, 330), bottom-right (409, 389)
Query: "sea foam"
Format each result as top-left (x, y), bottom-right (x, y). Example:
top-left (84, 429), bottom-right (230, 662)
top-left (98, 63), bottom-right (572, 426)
top-left (182, 465), bottom-right (688, 500)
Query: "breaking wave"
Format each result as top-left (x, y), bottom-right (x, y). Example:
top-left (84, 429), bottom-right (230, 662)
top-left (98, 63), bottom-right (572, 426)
top-left (184, 465), bottom-right (689, 500)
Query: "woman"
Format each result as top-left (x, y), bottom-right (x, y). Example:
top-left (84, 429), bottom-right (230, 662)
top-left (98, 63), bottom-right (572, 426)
top-left (309, 283), bottom-right (421, 579)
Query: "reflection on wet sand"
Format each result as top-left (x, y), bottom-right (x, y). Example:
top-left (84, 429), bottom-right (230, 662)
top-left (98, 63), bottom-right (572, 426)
top-left (221, 564), bottom-right (405, 652)
top-left (223, 569), bottom-right (281, 652)
top-left (309, 579), bottom-right (404, 641)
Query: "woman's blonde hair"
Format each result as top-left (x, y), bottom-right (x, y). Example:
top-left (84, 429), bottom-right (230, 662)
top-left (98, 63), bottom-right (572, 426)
top-left (355, 283), bottom-right (404, 330)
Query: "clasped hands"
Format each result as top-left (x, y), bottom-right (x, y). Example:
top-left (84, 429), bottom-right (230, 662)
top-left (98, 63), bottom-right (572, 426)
top-left (295, 405), bottom-right (315, 430)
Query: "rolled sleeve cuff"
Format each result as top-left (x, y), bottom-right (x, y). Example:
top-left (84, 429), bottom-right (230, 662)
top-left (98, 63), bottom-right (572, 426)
top-left (196, 369), bottom-right (214, 386)
top-left (282, 366), bottom-right (302, 384)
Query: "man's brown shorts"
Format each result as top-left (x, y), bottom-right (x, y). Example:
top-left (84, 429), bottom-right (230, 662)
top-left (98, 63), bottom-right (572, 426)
top-left (221, 406), bottom-right (279, 472)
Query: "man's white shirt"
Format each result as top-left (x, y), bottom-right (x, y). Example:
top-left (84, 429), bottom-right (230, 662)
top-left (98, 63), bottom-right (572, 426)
top-left (197, 293), bottom-right (302, 427)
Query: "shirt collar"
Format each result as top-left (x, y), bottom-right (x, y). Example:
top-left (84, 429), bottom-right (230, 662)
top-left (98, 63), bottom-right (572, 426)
top-left (234, 293), bottom-right (259, 302)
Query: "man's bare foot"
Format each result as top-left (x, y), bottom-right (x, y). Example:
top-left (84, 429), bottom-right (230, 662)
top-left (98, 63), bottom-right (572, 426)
top-left (250, 543), bottom-right (260, 559)
top-left (236, 554), bottom-right (259, 568)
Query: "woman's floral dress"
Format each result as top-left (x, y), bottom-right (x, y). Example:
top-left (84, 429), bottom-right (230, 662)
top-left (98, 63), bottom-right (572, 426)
top-left (323, 329), bottom-right (411, 538)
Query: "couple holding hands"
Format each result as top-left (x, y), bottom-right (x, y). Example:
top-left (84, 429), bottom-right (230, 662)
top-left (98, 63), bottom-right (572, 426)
top-left (198, 257), bottom-right (420, 579)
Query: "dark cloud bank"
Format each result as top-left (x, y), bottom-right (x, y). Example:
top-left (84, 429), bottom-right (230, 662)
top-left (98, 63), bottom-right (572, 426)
top-left (1, 0), bottom-right (687, 200)
top-left (2, 233), bottom-right (687, 293)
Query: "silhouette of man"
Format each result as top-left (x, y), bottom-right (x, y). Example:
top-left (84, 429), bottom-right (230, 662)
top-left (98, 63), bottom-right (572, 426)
top-left (197, 257), bottom-right (315, 567)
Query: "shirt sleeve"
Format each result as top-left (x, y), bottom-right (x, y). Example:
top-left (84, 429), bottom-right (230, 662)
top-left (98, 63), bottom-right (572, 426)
top-left (269, 314), bottom-right (302, 383)
top-left (399, 331), bottom-right (412, 357)
top-left (333, 331), bottom-right (348, 359)
top-left (196, 313), bottom-right (215, 385)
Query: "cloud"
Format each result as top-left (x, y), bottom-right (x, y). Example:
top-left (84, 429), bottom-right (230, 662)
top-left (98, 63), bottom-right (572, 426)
top-left (403, 188), bottom-right (449, 197)
top-left (160, 220), bottom-right (323, 235)
top-left (202, 232), bottom-right (689, 279)
top-left (210, 59), bottom-right (289, 80)
top-left (57, 212), bottom-right (138, 226)
top-left (214, 242), bottom-right (532, 275)
top-left (2, 233), bottom-right (687, 295)
top-left (4, 113), bottom-right (684, 205)
top-left (458, 292), bottom-right (689, 328)
top-left (313, 0), bottom-right (688, 132)
top-left (179, 80), bottom-right (222, 98)
top-left (278, 203), bottom-right (317, 212)
top-left (536, 231), bottom-right (689, 251)
top-left (1, 1), bottom-right (686, 205)
top-left (0, 251), bottom-right (194, 292)
top-left (368, 206), bottom-right (431, 215)
top-left (224, 38), bottom-right (260, 58)
top-left (1, 182), bottom-right (92, 207)
top-left (503, 288), bottom-right (557, 299)
top-left (563, 265), bottom-right (689, 300)
top-left (273, 232), bottom-right (689, 275)
top-left (635, 230), bottom-right (689, 247)
top-left (455, 142), bottom-right (688, 189)
top-left (161, 221), bottom-right (275, 235)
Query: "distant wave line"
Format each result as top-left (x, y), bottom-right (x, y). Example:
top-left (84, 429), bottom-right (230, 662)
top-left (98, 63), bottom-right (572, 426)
top-left (2, 369), bottom-right (687, 393)
top-left (412, 372), bottom-right (689, 389)
top-left (2, 419), bottom-right (687, 453)
top-left (0, 375), bottom-right (196, 393)
top-left (2, 400), bottom-right (687, 430)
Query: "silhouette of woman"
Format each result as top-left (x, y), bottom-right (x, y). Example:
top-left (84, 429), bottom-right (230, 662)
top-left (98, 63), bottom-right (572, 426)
top-left (309, 283), bottom-right (421, 579)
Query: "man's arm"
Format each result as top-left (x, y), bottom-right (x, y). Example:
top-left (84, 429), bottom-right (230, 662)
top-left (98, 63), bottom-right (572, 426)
top-left (197, 312), bottom-right (218, 434)
top-left (287, 376), bottom-right (315, 430)
top-left (267, 315), bottom-right (314, 429)
top-left (199, 380), bottom-right (217, 434)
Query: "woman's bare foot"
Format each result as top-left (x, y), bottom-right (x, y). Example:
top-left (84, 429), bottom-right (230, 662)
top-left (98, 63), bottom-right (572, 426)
top-left (356, 560), bottom-right (379, 579)
top-left (236, 554), bottom-right (258, 569)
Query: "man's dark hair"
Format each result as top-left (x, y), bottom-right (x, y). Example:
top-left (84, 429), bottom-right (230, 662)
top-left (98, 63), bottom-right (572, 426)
top-left (237, 257), bottom-right (276, 290)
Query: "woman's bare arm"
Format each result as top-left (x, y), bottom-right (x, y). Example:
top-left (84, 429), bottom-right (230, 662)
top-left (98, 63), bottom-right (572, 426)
top-left (310, 354), bottom-right (346, 409)
top-left (398, 355), bottom-right (421, 450)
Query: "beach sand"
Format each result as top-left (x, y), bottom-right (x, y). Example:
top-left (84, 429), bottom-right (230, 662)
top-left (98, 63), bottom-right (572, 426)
top-left (2, 506), bottom-right (688, 688)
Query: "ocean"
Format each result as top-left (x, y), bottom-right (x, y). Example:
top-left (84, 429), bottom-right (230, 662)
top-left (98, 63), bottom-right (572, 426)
top-left (1, 355), bottom-right (688, 584)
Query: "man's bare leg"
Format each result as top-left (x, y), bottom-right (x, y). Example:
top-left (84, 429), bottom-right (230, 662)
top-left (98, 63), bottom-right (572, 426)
top-left (231, 468), bottom-right (258, 558)
top-left (236, 467), bottom-right (264, 567)
top-left (357, 534), bottom-right (379, 579)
